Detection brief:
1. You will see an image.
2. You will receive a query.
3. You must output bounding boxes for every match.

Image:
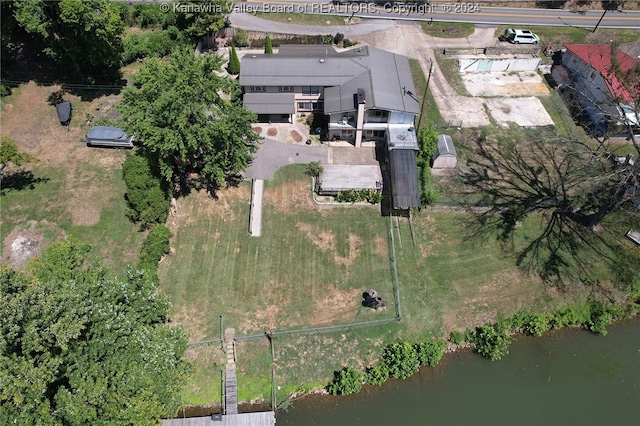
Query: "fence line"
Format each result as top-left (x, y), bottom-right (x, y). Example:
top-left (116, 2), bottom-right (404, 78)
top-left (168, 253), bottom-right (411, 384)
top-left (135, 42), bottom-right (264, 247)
top-left (388, 208), bottom-right (402, 322)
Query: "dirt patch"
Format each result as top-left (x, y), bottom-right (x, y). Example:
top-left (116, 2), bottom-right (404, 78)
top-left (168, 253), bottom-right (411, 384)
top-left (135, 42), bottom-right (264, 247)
top-left (267, 127), bottom-right (277, 137)
top-left (373, 235), bottom-right (388, 257)
top-left (170, 303), bottom-right (211, 342)
top-left (176, 185), bottom-right (251, 226)
top-left (264, 179), bottom-right (315, 214)
top-left (289, 130), bottom-right (303, 143)
top-left (2, 220), bottom-right (66, 269)
top-left (252, 126), bottom-right (263, 134)
top-left (296, 223), bottom-right (362, 266)
top-left (310, 285), bottom-right (361, 325)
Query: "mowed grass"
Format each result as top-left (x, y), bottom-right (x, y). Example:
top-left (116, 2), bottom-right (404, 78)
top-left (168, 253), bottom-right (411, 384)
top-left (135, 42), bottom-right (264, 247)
top-left (159, 165), bottom-right (396, 343)
top-left (421, 21), bottom-right (475, 38)
top-left (160, 165), bottom-right (611, 406)
top-left (254, 12), bottom-right (348, 26)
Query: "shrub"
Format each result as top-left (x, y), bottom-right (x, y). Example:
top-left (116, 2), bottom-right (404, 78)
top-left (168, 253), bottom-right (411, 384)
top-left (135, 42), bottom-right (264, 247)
top-left (470, 323), bottom-right (511, 361)
top-left (137, 224), bottom-right (172, 281)
top-left (335, 189), bottom-right (382, 204)
top-left (334, 32), bottom-right (344, 45)
top-left (228, 46), bottom-right (241, 74)
top-left (264, 36), bottom-right (273, 54)
top-left (414, 340), bottom-right (447, 366)
top-left (449, 331), bottom-right (465, 345)
top-left (421, 187), bottom-right (439, 206)
top-left (342, 38), bottom-right (358, 47)
top-left (550, 304), bottom-right (591, 329)
top-left (522, 313), bottom-right (551, 337)
top-left (233, 29), bottom-right (249, 47)
top-left (122, 153), bottom-right (170, 229)
top-left (305, 161), bottom-right (323, 178)
top-left (122, 26), bottom-right (189, 64)
top-left (1, 85), bottom-right (12, 97)
top-left (327, 367), bottom-right (362, 395)
top-left (381, 342), bottom-right (420, 379)
top-left (587, 301), bottom-right (614, 335)
top-left (364, 363), bottom-right (389, 386)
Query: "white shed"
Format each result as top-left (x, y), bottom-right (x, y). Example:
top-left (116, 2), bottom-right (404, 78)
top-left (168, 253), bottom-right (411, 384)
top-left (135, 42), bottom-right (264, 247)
top-left (432, 134), bottom-right (457, 169)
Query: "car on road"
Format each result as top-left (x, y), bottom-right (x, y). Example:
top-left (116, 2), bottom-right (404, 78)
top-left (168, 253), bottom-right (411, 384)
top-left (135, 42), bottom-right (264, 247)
top-left (499, 28), bottom-right (540, 44)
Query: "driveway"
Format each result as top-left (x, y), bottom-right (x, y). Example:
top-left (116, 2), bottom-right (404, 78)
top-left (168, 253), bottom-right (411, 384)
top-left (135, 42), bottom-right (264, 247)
top-left (244, 138), bottom-right (327, 179)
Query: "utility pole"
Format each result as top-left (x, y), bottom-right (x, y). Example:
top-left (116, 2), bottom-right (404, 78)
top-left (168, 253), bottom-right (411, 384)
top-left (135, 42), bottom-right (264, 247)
top-left (593, 1), bottom-right (614, 33)
top-left (416, 61), bottom-right (435, 131)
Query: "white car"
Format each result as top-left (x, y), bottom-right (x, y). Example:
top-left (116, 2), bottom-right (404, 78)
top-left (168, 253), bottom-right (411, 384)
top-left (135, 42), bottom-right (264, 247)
top-left (500, 28), bottom-right (540, 44)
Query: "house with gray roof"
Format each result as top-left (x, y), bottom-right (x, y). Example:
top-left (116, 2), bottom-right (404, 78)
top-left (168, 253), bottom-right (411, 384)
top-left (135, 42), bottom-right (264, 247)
top-left (240, 44), bottom-right (420, 148)
top-left (240, 44), bottom-right (422, 208)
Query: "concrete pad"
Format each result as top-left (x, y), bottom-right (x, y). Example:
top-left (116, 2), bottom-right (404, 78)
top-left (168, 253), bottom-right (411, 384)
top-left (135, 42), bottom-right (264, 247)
top-left (319, 165), bottom-right (382, 192)
top-left (462, 72), bottom-right (549, 97)
top-left (485, 97), bottom-right (554, 127)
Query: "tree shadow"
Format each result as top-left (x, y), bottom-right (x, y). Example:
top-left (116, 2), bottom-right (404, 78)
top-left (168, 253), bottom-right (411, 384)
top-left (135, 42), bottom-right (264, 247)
top-left (461, 129), bottom-right (626, 284)
top-left (2, 36), bottom-right (125, 102)
top-left (1, 170), bottom-right (50, 195)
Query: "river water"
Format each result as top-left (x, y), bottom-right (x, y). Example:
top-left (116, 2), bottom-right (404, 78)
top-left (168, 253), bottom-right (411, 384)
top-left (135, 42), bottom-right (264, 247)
top-left (277, 319), bottom-right (640, 426)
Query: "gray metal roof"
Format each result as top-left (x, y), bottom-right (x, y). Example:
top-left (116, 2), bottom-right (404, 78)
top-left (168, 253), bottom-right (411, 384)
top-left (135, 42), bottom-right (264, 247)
top-left (389, 149), bottom-right (421, 208)
top-left (243, 92), bottom-right (295, 114)
top-left (435, 134), bottom-right (457, 157)
top-left (277, 44), bottom-right (340, 57)
top-left (241, 45), bottom-right (420, 115)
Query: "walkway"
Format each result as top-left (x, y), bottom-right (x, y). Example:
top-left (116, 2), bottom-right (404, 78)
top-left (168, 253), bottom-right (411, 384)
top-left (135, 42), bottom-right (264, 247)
top-left (249, 179), bottom-right (264, 237)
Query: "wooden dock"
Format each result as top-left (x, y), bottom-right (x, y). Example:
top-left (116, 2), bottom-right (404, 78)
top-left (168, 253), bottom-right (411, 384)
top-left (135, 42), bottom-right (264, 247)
top-left (224, 329), bottom-right (238, 415)
top-left (161, 329), bottom-right (275, 426)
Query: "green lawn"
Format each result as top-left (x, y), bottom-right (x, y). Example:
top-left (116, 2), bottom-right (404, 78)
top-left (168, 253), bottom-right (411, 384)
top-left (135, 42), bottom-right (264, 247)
top-left (254, 12), bottom-right (348, 26)
top-left (158, 164), bottom-right (627, 406)
top-left (421, 21), bottom-right (475, 38)
top-left (409, 58), bottom-right (446, 128)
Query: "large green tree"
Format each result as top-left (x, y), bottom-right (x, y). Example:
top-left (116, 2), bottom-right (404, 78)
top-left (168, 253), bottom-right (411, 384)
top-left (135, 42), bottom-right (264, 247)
top-left (0, 239), bottom-right (190, 424)
top-left (175, 0), bottom-right (231, 39)
top-left (119, 47), bottom-right (259, 191)
top-left (10, 0), bottom-right (124, 80)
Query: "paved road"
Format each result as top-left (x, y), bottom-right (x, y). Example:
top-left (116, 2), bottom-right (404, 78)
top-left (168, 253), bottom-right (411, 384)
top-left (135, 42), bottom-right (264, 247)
top-left (234, 2), bottom-right (640, 29)
top-left (230, 12), bottom-right (397, 35)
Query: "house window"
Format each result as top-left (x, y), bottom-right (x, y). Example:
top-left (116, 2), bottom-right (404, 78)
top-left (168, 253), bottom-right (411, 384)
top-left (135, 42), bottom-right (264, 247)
top-left (368, 110), bottom-right (388, 121)
top-left (340, 130), bottom-right (354, 139)
top-left (365, 130), bottom-right (385, 138)
top-left (250, 86), bottom-right (266, 92)
top-left (312, 101), bottom-right (324, 111)
top-left (279, 86), bottom-right (293, 92)
top-left (298, 102), bottom-right (312, 111)
top-left (302, 86), bottom-right (320, 95)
